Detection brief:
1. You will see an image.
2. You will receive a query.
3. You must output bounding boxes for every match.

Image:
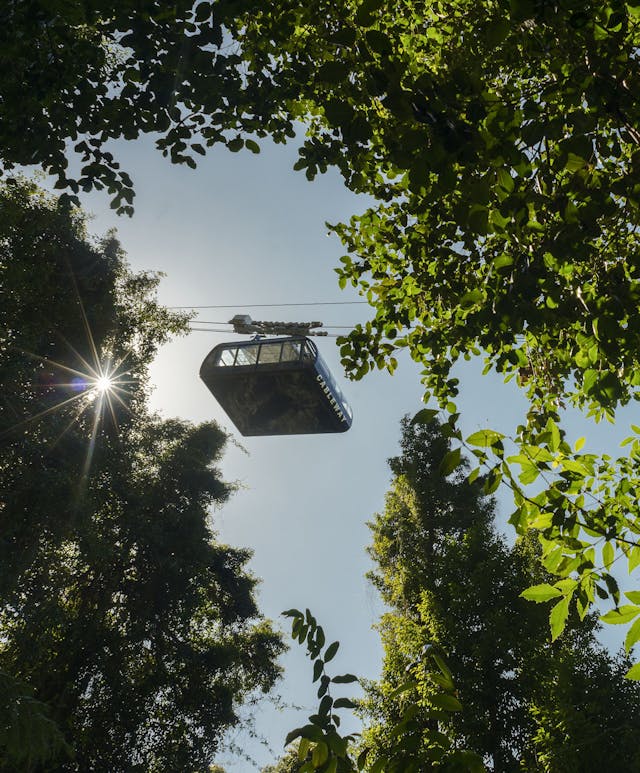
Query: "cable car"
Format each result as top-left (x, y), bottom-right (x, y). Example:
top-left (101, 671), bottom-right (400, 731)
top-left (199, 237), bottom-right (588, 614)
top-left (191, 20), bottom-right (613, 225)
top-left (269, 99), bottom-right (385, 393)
top-left (199, 336), bottom-right (352, 436)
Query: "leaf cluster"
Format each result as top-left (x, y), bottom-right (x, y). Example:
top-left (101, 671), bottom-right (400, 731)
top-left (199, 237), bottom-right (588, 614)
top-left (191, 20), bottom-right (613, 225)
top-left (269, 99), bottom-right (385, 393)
top-left (278, 609), bottom-right (483, 773)
top-left (0, 1), bottom-right (296, 212)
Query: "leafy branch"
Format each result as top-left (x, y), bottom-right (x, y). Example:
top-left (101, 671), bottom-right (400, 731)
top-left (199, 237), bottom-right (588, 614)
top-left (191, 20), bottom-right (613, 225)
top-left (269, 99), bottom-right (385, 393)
top-left (282, 609), bottom-right (484, 772)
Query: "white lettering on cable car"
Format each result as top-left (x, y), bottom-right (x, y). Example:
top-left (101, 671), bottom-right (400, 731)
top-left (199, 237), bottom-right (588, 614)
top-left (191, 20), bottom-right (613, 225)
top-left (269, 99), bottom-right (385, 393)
top-left (316, 374), bottom-right (346, 422)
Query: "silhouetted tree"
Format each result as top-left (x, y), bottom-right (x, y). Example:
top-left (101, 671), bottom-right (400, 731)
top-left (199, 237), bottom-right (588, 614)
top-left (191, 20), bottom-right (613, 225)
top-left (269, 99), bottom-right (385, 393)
top-left (0, 181), bottom-right (284, 771)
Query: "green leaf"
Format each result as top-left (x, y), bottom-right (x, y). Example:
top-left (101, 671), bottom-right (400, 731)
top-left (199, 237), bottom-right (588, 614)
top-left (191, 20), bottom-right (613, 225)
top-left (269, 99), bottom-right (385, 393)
top-left (521, 584), bottom-right (563, 603)
top-left (629, 546), bottom-right (640, 574)
top-left (600, 605), bottom-right (640, 625)
top-left (319, 695), bottom-right (333, 716)
top-left (298, 738), bottom-right (311, 761)
top-left (331, 673), bottom-right (358, 684)
top-left (625, 662), bottom-right (640, 680)
top-left (549, 595), bottom-right (571, 641)
top-left (497, 168), bottom-right (514, 193)
top-left (624, 616), bottom-right (640, 653)
top-left (285, 726), bottom-right (305, 745)
top-left (483, 465), bottom-right (502, 494)
top-left (313, 659), bottom-right (324, 682)
top-left (466, 429), bottom-right (504, 447)
top-left (389, 680), bottom-right (416, 698)
top-left (312, 741), bottom-right (328, 767)
top-left (412, 408), bottom-right (438, 425)
top-left (430, 693), bottom-right (463, 712)
top-left (324, 100), bottom-right (356, 125)
top-left (317, 61), bottom-right (352, 83)
top-left (565, 152), bottom-right (586, 172)
top-left (460, 289), bottom-right (484, 308)
top-left (493, 253), bottom-right (514, 270)
top-left (440, 447), bottom-right (462, 475)
top-left (602, 541), bottom-right (614, 570)
top-left (625, 591), bottom-right (640, 604)
top-left (431, 653), bottom-right (453, 679)
top-left (546, 418), bottom-right (561, 451)
top-left (317, 675), bottom-right (330, 698)
top-left (333, 697), bottom-right (357, 709)
top-left (226, 137), bottom-right (244, 152)
top-left (365, 30), bottom-right (392, 54)
top-left (430, 672), bottom-right (455, 691)
top-left (517, 460), bottom-right (539, 485)
top-left (324, 641), bottom-right (339, 662)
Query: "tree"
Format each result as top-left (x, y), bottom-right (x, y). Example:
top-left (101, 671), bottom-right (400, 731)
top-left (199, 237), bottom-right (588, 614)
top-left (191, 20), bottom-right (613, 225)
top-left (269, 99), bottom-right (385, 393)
top-left (360, 417), bottom-right (640, 771)
top-left (273, 610), bottom-right (483, 772)
top-left (0, 672), bottom-right (69, 769)
top-left (0, 180), bottom-right (284, 771)
top-left (0, 0), bottom-right (297, 213)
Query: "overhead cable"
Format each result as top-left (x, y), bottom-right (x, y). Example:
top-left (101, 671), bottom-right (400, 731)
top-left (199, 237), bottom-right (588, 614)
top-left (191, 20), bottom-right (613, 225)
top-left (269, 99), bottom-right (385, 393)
top-left (170, 301), bottom-right (368, 309)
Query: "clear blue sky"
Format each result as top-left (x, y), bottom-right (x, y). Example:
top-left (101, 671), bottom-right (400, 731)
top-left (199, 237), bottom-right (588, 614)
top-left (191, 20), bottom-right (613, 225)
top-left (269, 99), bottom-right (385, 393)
top-left (57, 134), bottom-right (635, 769)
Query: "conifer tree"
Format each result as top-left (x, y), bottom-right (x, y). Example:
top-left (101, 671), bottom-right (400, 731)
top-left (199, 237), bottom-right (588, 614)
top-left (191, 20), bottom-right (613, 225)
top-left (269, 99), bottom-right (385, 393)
top-left (361, 417), bottom-right (640, 772)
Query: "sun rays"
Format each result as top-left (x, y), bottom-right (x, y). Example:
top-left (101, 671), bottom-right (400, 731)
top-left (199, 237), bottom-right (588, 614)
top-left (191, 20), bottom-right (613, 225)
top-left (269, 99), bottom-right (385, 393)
top-left (2, 280), bottom-right (137, 485)
top-left (2, 347), bottom-right (134, 441)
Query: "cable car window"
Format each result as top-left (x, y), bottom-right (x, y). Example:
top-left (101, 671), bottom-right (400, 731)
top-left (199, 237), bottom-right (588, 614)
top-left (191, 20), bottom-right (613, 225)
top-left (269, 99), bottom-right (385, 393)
top-left (302, 340), bottom-right (316, 362)
top-left (281, 341), bottom-right (302, 362)
top-left (257, 341), bottom-right (283, 364)
top-left (217, 348), bottom-right (237, 366)
top-left (235, 345), bottom-right (259, 366)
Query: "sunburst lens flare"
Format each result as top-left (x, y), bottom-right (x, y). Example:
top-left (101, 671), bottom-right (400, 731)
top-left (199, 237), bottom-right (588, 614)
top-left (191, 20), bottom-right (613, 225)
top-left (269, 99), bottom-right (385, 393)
top-left (95, 375), bottom-right (114, 393)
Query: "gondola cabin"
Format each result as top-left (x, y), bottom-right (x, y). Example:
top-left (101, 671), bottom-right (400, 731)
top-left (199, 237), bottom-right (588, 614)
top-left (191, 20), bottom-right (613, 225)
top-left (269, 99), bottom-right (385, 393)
top-left (199, 336), bottom-right (353, 436)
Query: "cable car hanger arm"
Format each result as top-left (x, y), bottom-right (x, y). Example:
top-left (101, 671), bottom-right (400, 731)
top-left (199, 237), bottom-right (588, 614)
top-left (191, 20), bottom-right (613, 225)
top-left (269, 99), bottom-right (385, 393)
top-left (228, 315), bottom-right (328, 337)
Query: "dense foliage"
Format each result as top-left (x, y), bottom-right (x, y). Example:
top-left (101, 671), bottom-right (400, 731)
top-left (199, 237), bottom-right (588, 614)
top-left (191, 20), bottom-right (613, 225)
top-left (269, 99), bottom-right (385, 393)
top-left (6, 4), bottom-right (640, 768)
top-left (0, 0), bottom-right (296, 213)
top-left (0, 182), bottom-right (284, 770)
top-left (361, 417), bottom-right (640, 771)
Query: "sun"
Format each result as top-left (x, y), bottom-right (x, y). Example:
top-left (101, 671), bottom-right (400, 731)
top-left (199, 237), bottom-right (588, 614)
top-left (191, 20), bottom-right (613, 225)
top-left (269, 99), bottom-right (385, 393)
top-left (94, 375), bottom-right (114, 394)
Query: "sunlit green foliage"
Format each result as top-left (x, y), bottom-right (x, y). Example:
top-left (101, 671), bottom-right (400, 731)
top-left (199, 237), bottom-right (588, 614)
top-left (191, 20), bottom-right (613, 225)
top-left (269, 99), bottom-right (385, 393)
top-left (0, 182), bottom-right (284, 770)
top-left (361, 417), bottom-right (640, 771)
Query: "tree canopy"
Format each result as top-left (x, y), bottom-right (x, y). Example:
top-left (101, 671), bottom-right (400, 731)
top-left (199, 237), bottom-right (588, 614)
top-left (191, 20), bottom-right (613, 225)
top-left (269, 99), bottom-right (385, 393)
top-left (0, 181), bottom-right (284, 770)
top-left (0, 0), bottom-right (296, 213)
top-left (6, 3), bottom-right (640, 762)
top-left (362, 417), bottom-right (640, 771)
